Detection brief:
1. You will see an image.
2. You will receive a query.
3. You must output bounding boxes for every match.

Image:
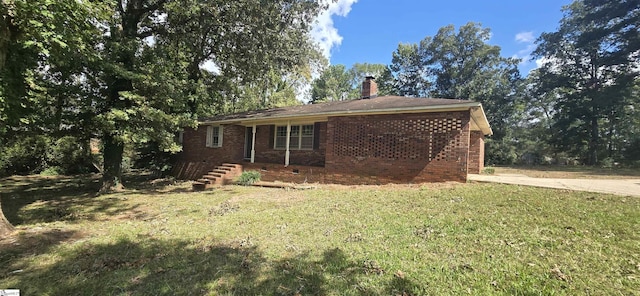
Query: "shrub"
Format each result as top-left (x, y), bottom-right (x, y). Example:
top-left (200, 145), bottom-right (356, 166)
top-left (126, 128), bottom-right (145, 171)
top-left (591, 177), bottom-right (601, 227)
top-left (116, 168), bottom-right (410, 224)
top-left (40, 166), bottom-right (62, 176)
top-left (237, 171), bottom-right (261, 186)
top-left (46, 136), bottom-right (95, 174)
top-left (599, 157), bottom-right (616, 169)
top-left (133, 141), bottom-right (176, 177)
top-left (0, 135), bottom-right (48, 177)
top-left (482, 167), bottom-right (495, 175)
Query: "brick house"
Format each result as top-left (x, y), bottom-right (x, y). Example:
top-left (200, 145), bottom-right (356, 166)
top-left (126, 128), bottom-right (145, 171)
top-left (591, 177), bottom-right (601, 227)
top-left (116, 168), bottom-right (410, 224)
top-left (174, 77), bottom-right (492, 185)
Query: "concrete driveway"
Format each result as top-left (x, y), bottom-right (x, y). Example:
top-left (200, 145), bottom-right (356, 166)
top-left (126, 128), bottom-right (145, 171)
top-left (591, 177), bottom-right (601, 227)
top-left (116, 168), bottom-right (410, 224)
top-left (468, 174), bottom-right (640, 197)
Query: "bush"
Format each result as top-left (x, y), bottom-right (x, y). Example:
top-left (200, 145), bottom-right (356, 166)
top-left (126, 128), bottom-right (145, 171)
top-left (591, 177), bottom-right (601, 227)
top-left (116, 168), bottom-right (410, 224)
top-left (133, 141), bottom-right (176, 177)
top-left (599, 157), bottom-right (616, 169)
top-left (0, 135), bottom-right (48, 176)
top-left (0, 135), bottom-right (96, 177)
top-left (482, 167), bottom-right (495, 175)
top-left (46, 136), bottom-right (95, 174)
top-left (237, 171), bottom-right (261, 185)
top-left (40, 166), bottom-right (63, 176)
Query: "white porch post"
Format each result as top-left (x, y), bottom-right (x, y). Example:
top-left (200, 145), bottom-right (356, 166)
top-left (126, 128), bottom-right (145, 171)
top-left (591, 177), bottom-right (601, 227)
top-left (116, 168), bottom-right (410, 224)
top-left (285, 121), bottom-right (291, 166)
top-left (250, 125), bottom-right (256, 163)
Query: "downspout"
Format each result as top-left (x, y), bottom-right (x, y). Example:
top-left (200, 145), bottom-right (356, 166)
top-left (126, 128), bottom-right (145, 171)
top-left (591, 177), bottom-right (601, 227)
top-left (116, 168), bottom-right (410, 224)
top-left (251, 125), bottom-right (256, 163)
top-left (285, 121), bottom-right (291, 167)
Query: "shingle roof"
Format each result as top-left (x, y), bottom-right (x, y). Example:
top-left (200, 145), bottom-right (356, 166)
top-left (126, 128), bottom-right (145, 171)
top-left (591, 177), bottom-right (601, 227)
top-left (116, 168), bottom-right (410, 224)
top-left (202, 96), bottom-right (475, 122)
top-left (199, 96), bottom-right (492, 135)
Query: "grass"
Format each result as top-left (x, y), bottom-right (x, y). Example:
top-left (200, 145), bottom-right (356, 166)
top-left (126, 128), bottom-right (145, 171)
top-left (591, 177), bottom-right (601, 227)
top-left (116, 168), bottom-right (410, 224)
top-left (0, 173), bottom-right (639, 295)
top-left (493, 165), bottom-right (640, 179)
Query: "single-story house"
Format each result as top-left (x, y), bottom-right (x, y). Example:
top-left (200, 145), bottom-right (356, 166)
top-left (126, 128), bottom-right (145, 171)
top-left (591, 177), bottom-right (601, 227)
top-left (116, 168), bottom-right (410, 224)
top-left (174, 77), bottom-right (492, 185)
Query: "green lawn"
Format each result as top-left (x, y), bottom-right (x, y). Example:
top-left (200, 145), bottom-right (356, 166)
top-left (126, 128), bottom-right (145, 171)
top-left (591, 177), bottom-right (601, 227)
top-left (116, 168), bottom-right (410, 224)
top-left (1, 174), bottom-right (638, 295)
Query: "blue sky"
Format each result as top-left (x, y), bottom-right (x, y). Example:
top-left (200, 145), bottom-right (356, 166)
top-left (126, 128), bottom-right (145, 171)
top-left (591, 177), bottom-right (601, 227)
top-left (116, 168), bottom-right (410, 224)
top-left (311, 0), bottom-right (573, 75)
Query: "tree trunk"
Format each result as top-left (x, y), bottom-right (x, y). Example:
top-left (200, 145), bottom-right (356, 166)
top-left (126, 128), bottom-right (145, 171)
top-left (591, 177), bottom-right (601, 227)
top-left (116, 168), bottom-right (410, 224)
top-left (100, 133), bottom-right (125, 193)
top-left (588, 115), bottom-right (599, 165)
top-left (0, 198), bottom-right (15, 236)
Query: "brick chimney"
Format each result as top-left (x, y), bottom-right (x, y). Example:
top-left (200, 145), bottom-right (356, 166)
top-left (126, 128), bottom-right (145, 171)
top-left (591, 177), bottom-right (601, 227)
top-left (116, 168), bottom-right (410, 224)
top-left (361, 76), bottom-right (378, 99)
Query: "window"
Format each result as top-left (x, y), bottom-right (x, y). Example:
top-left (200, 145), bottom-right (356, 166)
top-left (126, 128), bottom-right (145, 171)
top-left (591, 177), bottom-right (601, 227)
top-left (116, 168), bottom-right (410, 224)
top-left (206, 125), bottom-right (223, 147)
top-left (274, 124), bottom-right (314, 150)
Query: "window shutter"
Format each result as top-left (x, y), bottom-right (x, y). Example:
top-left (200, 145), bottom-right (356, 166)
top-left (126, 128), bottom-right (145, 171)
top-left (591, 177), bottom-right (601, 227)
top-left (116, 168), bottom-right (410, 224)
top-left (268, 125), bottom-right (275, 149)
top-left (206, 125), bottom-right (213, 147)
top-left (217, 126), bottom-right (224, 147)
top-left (313, 122), bottom-right (321, 150)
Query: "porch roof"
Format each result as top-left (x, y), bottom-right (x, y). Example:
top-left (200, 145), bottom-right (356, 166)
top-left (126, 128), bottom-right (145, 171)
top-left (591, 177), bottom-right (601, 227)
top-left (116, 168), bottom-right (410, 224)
top-left (201, 96), bottom-right (493, 135)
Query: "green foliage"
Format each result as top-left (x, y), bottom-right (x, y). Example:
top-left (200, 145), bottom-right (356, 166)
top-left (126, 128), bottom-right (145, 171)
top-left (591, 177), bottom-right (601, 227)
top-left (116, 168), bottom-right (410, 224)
top-left (0, 135), bottom-right (48, 176)
top-left (482, 167), bottom-right (495, 174)
top-left (133, 141), bottom-right (176, 177)
top-left (390, 43), bottom-right (428, 97)
top-left (1, 0), bottom-right (324, 190)
top-left (310, 63), bottom-right (395, 103)
top-left (0, 135), bottom-right (94, 177)
top-left (39, 166), bottom-right (62, 176)
top-left (389, 23), bottom-right (522, 164)
top-left (310, 64), bottom-right (354, 103)
top-left (237, 171), bottom-right (261, 186)
top-left (46, 136), bottom-right (95, 175)
top-left (533, 0), bottom-right (640, 165)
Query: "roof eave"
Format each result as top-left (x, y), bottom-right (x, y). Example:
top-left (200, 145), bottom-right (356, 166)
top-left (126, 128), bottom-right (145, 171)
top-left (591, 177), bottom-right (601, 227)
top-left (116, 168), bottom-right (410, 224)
top-left (470, 105), bottom-right (493, 136)
top-left (200, 102), bottom-right (485, 126)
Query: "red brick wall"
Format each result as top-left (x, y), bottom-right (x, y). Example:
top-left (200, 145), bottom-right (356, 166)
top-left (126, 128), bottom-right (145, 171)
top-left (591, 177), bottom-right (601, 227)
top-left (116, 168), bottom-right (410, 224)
top-left (253, 123), bottom-right (326, 166)
top-left (173, 124), bottom-right (245, 179)
top-left (468, 131), bottom-right (485, 174)
top-left (325, 111), bottom-right (471, 183)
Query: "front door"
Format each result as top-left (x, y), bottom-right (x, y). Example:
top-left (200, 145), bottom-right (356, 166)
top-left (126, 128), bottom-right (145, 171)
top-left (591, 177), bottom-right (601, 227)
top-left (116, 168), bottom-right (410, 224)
top-left (244, 127), bottom-right (253, 159)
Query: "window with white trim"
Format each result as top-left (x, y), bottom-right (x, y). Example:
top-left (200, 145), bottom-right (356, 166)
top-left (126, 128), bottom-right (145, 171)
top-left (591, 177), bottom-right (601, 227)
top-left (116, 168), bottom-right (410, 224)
top-left (206, 125), bottom-right (223, 147)
top-left (274, 124), bottom-right (314, 150)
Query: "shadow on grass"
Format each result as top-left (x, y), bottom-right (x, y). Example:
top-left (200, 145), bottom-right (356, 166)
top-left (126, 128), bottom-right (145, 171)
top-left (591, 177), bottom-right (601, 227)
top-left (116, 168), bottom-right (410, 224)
top-left (0, 228), bottom-right (81, 273)
top-left (0, 172), bottom-right (192, 226)
top-left (2, 236), bottom-right (418, 295)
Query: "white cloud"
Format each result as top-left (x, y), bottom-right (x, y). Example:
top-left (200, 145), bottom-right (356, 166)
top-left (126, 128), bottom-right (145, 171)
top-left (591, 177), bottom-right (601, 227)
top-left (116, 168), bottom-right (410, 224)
top-left (513, 31), bottom-right (538, 72)
top-left (515, 31), bottom-right (535, 44)
top-left (311, 0), bottom-right (359, 61)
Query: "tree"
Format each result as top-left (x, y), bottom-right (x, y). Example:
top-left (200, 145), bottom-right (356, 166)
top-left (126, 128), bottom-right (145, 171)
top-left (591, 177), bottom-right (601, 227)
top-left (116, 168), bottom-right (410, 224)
top-left (86, 0), bottom-right (323, 191)
top-left (347, 63), bottom-right (394, 96)
top-left (310, 64), bottom-right (353, 103)
top-left (1, 0), bottom-right (103, 235)
top-left (390, 23), bottom-right (522, 164)
top-left (310, 63), bottom-right (394, 103)
top-left (533, 0), bottom-right (640, 165)
top-left (1, 0), bottom-right (323, 193)
top-left (390, 43), bottom-right (429, 97)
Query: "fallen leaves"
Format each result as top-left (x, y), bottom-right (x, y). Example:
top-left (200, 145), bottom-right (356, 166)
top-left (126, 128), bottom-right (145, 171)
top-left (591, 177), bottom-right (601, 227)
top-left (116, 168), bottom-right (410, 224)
top-left (550, 265), bottom-right (570, 282)
top-left (363, 260), bottom-right (384, 275)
